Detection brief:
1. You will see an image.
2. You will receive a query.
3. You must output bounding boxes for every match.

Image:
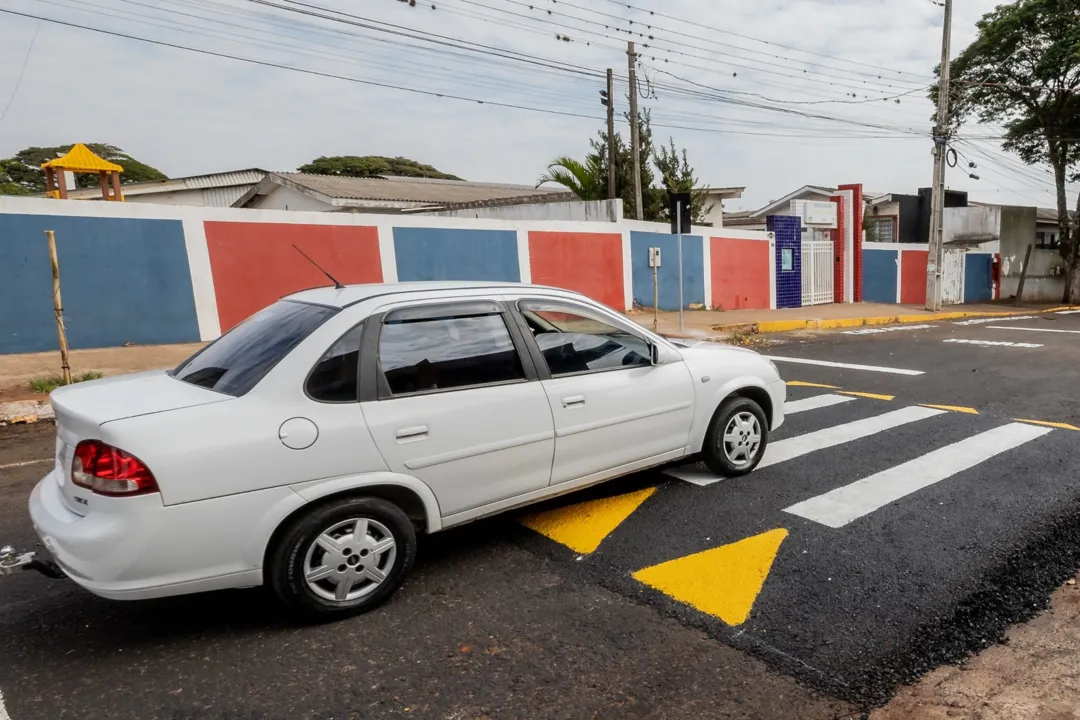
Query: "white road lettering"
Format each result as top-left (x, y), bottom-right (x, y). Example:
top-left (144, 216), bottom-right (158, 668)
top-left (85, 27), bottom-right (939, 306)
top-left (943, 339), bottom-right (1043, 348)
top-left (843, 324), bottom-right (935, 335)
top-left (953, 315), bottom-right (1036, 326)
top-left (784, 394), bottom-right (857, 415)
top-left (1055, 310), bottom-right (1080, 315)
top-left (784, 423), bottom-right (1053, 528)
top-left (759, 406), bottom-right (946, 469)
top-left (986, 325), bottom-right (1080, 335)
top-left (765, 356), bottom-right (925, 376)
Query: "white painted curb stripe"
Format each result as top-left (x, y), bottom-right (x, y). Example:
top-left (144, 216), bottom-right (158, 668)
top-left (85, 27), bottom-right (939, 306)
top-left (765, 356), bottom-right (925, 376)
top-left (987, 325), bottom-right (1080, 335)
top-left (784, 422), bottom-right (1053, 527)
top-left (783, 394), bottom-right (856, 415)
top-left (759, 406), bottom-right (946, 469)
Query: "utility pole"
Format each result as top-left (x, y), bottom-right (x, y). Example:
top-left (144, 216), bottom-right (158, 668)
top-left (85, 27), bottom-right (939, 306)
top-left (925, 0), bottom-right (953, 311)
top-left (602, 68), bottom-right (616, 199)
top-left (627, 42), bottom-right (643, 220)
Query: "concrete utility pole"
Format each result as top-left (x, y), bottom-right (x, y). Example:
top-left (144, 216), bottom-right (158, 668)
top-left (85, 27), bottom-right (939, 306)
top-left (628, 42), bottom-right (643, 220)
top-left (925, 0), bottom-right (953, 311)
top-left (605, 68), bottom-right (616, 200)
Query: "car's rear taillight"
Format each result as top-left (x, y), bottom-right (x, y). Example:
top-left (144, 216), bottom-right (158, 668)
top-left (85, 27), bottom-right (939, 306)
top-left (71, 440), bottom-right (159, 497)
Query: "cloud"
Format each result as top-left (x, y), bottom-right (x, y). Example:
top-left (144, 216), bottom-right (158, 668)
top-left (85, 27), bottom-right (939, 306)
top-left (0, 0), bottom-right (1064, 211)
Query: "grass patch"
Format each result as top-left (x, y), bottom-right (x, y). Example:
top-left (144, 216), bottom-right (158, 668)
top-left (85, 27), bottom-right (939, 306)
top-left (28, 371), bottom-right (105, 394)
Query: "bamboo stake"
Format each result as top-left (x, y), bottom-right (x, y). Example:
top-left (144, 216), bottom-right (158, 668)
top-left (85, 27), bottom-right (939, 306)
top-left (46, 230), bottom-right (72, 385)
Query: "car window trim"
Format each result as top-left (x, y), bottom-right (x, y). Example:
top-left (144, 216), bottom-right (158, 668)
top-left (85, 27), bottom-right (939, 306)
top-left (363, 300), bottom-right (540, 402)
top-left (303, 321), bottom-right (365, 405)
top-left (512, 297), bottom-right (655, 380)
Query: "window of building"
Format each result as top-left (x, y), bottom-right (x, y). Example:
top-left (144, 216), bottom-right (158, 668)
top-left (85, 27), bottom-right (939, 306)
top-left (866, 216), bottom-right (897, 243)
top-left (1036, 230), bottom-right (1059, 249)
top-left (518, 302), bottom-right (651, 376)
top-left (306, 323), bottom-right (365, 402)
top-left (378, 312), bottom-right (525, 396)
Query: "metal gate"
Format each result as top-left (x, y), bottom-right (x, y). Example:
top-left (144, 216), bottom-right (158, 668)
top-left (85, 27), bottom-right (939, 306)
top-left (801, 236), bottom-right (834, 306)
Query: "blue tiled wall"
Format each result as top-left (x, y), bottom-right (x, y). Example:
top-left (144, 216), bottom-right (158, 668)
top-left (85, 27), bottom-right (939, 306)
top-left (629, 231), bottom-right (705, 310)
top-left (768, 216), bottom-right (802, 309)
top-left (863, 249), bottom-right (899, 303)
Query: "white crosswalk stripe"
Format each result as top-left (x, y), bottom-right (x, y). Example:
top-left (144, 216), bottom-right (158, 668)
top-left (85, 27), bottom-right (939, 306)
top-left (784, 423), bottom-right (1053, 527)
top-left (783, 393), bottom-right (856, 415)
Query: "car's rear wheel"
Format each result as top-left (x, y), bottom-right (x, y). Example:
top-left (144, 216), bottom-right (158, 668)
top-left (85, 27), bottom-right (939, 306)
top-left (702, 396), bottom-right (769, 477)
top-left (268, 496), bottom-right (416, 620)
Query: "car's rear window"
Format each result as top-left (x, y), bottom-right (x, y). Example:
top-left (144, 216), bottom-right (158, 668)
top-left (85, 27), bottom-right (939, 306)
top-left (172, 300), bottom-right (338, 397)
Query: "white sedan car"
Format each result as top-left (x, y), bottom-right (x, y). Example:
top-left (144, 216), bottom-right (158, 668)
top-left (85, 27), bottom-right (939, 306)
top-left (29, 282), bottom-right (785, 618)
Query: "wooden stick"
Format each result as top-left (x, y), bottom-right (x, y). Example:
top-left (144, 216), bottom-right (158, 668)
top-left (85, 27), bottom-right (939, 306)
top-left (1015, 243), bottom-right (1033, 307)
top-left (46, 230), bottom-right (72, 385)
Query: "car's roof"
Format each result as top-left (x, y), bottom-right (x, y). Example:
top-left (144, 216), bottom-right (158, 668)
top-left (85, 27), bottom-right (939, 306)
top-left (286, 281), bottom-right (578, 308)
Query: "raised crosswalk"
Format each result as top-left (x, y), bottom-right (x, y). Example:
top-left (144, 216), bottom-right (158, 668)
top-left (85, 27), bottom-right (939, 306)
top-left (665, 390), bottom-right (1056, 526)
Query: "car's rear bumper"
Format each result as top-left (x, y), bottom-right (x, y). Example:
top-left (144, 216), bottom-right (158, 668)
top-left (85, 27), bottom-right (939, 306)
top-left (28, 469), bottom-right (290, 600)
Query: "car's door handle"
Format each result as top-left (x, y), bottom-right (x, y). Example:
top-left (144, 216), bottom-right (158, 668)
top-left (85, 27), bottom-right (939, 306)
top-left (561, 395), bottom-right (586, 408)
top-left (395, 425), bottom-right (429, 441)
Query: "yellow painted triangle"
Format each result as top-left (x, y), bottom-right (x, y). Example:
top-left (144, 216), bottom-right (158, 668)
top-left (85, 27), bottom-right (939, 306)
top-left (786, 380), bottom-right (839, 389)
top-left (520, 487), bottom-right (656, 554)
top-left (922, 404), bottom-right (979, 415)
top-left (632, 528), bottom-right (788, 626)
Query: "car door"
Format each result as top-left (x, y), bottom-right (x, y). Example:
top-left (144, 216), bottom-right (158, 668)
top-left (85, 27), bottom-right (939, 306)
top-left (359, 299), bottom-right (555, 517)
top-left (512, 297), bottom-right (695, 486)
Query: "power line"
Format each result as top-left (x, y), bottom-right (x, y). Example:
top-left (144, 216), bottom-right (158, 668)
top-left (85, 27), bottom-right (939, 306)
top-left (0, 19), bottom-right (41, 126)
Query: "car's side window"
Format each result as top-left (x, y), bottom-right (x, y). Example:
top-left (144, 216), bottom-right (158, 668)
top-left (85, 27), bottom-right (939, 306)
top-left (518, 301), bottom-right (652, 377)
top-left (378, 311), bottom-right (526, 397)
top-left (306, 323), bottom-right (365, 403)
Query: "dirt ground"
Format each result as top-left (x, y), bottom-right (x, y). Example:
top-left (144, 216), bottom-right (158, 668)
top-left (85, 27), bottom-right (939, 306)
top-left (873, 576), bottom-right (1080, 719)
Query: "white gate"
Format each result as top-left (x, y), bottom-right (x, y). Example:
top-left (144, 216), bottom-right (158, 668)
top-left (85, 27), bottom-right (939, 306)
top-left (801, 236), bottom-right (834, 306)
top-left (942, 248), bottom-right (964, 305)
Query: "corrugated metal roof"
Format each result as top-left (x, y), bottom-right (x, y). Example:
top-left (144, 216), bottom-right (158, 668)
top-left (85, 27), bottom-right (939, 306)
top-left (184, 170), bottom-right (267, 190)
top-left (203, 185), bottom-right (255, 207)
top-left (275, 172), bottom-right (568, 205)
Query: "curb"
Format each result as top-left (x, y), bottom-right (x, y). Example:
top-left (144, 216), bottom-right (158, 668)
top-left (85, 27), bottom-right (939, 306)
top-left (711, 306), bottom-right (1080, 336)
top-left (0, 399), bottom-right (53, 425)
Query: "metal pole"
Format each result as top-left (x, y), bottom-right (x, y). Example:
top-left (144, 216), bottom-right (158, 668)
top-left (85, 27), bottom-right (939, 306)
top-left (46, 230), bottom-right (72, 385)
top-left (652, 263), bottom-right (659, 333)
top-left (925, 0), bottom-right (953, 311)
top-left (628, 42), bottom-right (643, 221)
top-left (677, 200), bottom-right (685, 332)
top-left (606, 68), bottom-right (616, 200)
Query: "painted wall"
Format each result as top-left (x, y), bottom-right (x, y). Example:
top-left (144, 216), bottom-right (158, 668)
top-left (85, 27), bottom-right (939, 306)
top-left (862, 248), bottom-right (898, 303)
top-left (204, 221), bottom-right (383, 332)
top-left (431, 199), bottom-right (622, 223)
top-left (393, 227), bottom-right (520, 283)
top-left (629, 231), bottom-right (705, 310)
top-left (710, 236), bottom-right (770, 310)
top-left (528, 231), bottom-right (625, 309)
top-left (0, 213), bottom-right (200, 353)
top-left (900, 249), bottom-right (928, 305)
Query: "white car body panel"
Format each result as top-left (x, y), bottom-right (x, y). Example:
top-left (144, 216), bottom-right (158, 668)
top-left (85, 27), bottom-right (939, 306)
top-left (28, 282), bottom-right (785, 602)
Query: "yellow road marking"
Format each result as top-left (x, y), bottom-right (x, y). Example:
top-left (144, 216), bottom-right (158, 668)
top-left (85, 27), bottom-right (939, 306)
top-left (921, 404), bottom-right (979, 415)
top-left (786, 381), bottom-right (839, 389)
top-left (519, 487), bottom-right (656, 554)
top-left (839, 391), bottom-right (895, 401)
top-left (632, 528), bottom-right (788, 626)
top-left (1014, 419), bottom-right (1080, 431)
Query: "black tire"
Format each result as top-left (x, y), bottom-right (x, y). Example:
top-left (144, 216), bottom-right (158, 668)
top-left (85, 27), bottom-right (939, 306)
top-left (268, 496), bottom-right (416, 621)
top-left (702, 396), bottom-right (770, 477)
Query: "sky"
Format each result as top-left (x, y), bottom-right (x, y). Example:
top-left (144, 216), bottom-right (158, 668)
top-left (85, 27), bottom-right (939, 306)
top-left (0, 0), bottom-right (1070, 212)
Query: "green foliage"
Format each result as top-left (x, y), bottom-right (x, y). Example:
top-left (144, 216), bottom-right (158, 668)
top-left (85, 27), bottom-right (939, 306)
top-left (28, 371), bottom-right (104, 394)
top-left (536, 155), bottom-right (606, 200)
top-left (652, 137), bottom-right (714, 225)
top-left (298, 156), bottom-right (462, 180)
top-left (0, 144), bottom-right (167, 195)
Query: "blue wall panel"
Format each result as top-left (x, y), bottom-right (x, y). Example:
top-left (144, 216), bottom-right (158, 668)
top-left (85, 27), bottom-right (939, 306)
top-left (393, 227), bottom-right (519, 282)
top-left (0, 214), bottom-right (199, 354)
top-left (964, 253), bottom-right (993, 303)
top-left (767, 216), bottom-right (802, 309)
top-left (862, 249), bottom-right (899, 303)
top-left (630, 231), bottom-right (704, 310)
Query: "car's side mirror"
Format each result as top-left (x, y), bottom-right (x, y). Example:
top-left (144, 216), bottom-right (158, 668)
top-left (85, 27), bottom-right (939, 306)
top-left (650, 342), bottom-right (661, 365)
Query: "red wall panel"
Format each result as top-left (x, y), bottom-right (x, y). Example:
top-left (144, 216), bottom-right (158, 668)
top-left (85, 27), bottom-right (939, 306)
top-left (710, 237), bottom-right (770, 310)
top-left (205, 222), bottom-right (382, 331)
top-left (528, 231), bottom-right (624, 308)
top-left (900, 250), bottom-right (928, 305)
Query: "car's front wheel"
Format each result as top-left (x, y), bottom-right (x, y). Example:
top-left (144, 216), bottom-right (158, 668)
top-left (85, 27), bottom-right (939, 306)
top-left (268, 496), bottom-right (416, 621)
top-left (702, 396), bottom-right (769, 477)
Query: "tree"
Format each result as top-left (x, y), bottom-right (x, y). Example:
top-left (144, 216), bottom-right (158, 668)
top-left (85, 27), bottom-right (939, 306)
top-left (535, 155), bottom-right (605, 200)
top-left (0, 144), bottom-right (166, 195)
top-left (944, 0), bottom-right (1080, 301)
top-left (652, 137), bottom-right (714, 225)
top-left (298, 155), bottom-right (462, 180)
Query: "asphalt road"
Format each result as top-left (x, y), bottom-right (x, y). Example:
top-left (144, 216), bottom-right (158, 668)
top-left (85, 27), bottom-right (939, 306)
top-left (3, 308), bottom-right (1080, 718)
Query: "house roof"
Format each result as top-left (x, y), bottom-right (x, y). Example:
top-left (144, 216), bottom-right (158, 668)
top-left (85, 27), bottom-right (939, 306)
top-left (698, 186), bottom-right (745, 199)
top-left (236, 172), bottom-right (574, 210)
top-left (56, 168), bottom-right (268, 200)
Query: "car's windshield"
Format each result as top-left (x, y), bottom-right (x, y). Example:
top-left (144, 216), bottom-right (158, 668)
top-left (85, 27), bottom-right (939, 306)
top-left (171, 300), bottom-right (338, 397)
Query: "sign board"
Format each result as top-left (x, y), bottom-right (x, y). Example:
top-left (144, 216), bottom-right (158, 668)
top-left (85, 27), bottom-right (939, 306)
top-left (668, 191), bottom-right (692, 235)
top-left (803, 200), bottom-right (837, 228)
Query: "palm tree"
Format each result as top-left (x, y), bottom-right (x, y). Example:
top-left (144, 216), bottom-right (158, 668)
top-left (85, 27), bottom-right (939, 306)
top-left (536, 156), bottom-right (605, 200)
